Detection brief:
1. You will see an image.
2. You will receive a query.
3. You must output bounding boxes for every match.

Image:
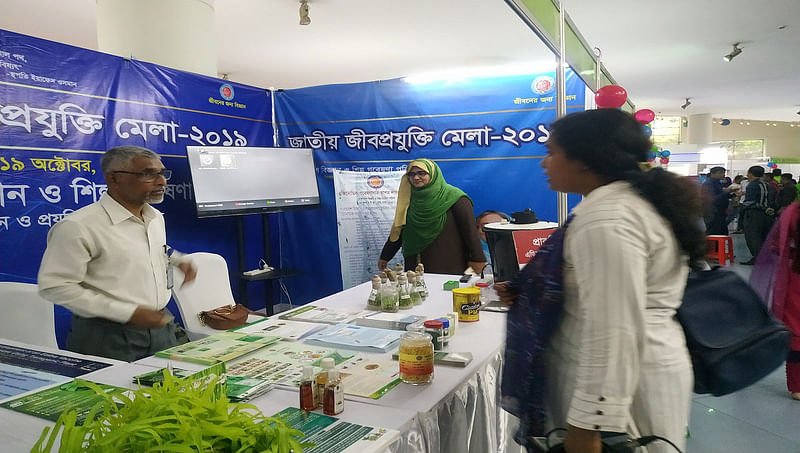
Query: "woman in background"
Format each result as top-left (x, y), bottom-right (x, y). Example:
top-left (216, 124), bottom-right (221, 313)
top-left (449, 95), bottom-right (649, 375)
top-left (378, 158), bottom-right (486, 274)
top-left (751, 201), bottom-right (800, 400)
top-left (498, 109), bottom-right (705, 453)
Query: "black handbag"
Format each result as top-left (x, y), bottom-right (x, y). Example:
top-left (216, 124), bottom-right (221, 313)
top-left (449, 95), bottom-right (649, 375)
top-left (677, 266), bottom-right (791, 396)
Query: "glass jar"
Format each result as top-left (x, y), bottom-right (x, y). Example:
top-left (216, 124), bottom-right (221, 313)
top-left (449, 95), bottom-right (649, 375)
top-left (423, 319), bottom-right (445, 351)
top-left (398, 326), bottom-right (434, 385)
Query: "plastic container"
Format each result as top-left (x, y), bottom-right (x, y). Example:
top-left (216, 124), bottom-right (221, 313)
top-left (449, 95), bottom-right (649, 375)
top-left (452, 287), bottom-right (481, 322)
top-left (475, 281), bottom-right (490, 305)
top-left (398, 326), bottom-right (434, 385)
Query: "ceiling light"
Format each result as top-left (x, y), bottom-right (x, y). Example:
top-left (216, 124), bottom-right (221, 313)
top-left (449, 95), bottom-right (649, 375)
top-left (681, 98), bottom-right (691, 110)
top-left (746, 122), bottom-right (750, 125)
top-left (723, 43), bottom-right (742, 62)
top-left (299, 0), bottom-right (310, 25)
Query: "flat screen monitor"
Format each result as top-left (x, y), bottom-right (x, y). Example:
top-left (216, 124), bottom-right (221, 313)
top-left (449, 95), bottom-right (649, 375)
top-left (185, 146), bottom-right (320, 218)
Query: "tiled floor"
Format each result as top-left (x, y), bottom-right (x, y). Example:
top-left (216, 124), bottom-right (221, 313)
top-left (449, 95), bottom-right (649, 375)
top-left (686, 234), bottom-right (800, 453)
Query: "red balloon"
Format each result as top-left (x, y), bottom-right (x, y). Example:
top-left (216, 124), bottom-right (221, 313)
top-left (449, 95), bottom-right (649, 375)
top-left (660, 157), bottom-right (670, 164)
top-left (634, 109), bottom-right (655, 124)
top-left (595, 85), bottom-right (628, 109)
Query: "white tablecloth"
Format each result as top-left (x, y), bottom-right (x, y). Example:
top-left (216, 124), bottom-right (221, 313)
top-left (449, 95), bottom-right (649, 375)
top-left (300, 274), bottom-right (524, 453)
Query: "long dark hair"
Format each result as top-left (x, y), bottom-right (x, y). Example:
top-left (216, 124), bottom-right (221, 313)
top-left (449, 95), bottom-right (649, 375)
top-left (549, 109), bottom-right (707, 267)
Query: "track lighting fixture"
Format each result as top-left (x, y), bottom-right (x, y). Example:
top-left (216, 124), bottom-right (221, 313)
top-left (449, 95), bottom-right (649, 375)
top-left (681, 98), bottom-right (691, 110)
top-left (299, 0), bottom-right (310, 25)
top-left (723, 43), bottom-right (742, 62)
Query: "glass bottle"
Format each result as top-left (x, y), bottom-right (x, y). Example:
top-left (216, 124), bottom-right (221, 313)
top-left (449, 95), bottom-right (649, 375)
top-left (367, 275), bottom-right (382, 310)
top-left (380, 277), bottom-right (398, 312)
top-left (415, 264), bottom-right (429, 299)
top-left (423, 319), bottom-right (445, 351)
top-left (323, 368), bottom-right (344, 415)
top-left (398, 325), bottom-right (434, 385)
top-left (299, 364), bottom-right (316, 411)
top-left (315, 357), bottom-right (335, 408)
top-left (407, 271), bottom-right (422, 305)
top-left (397, 274), bottom-right (413, 309)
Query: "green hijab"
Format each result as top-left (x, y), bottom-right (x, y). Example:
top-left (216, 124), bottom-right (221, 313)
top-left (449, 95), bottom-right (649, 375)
top-left (401, 159), bottom-right (468, 257)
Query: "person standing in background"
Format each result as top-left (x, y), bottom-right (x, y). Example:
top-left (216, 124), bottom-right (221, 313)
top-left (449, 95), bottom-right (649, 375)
top-left (750, 201), bottom-right (800, 401)
top-left (378, 158), bottom-right (486, 275)
top-left (702, 166), bottom-right (735, 235)
top-left (38, 146), bottom-right (196, 362)
top-left (778, 173), bottom-right (798, 214)
top-left (741, 166), bottom-right (773, 265)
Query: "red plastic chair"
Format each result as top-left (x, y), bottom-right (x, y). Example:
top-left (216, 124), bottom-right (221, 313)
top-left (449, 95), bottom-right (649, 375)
top-left (706, 235), bottom-right (734, 265)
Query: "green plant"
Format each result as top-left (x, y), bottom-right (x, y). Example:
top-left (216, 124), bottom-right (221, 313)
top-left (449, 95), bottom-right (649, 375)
top-left (31, 372), bottom-right (310, 453)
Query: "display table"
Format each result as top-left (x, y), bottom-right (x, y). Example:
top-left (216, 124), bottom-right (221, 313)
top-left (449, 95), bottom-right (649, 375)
top-left (0, 273), bottom-right (523, 453)
top-left (288, 274), bottom-right (523, 453)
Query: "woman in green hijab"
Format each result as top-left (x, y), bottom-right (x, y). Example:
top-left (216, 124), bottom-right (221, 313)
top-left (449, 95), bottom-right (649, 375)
top-left (378, 158), bottom-right (487, 274)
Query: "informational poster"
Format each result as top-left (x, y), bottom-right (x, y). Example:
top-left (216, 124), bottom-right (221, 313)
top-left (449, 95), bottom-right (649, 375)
top-left (332, 170), bottom-right (405, 289)
top-left (0, 380), bottom-right (125, 424)
top-left (275, 407), bottom-right (398, 453)
top-left (0, 363), bottom-right (71, 400)
top-left (0, 343), bottom-right (112, 378)
top-left (154, 332), bottom-right (281, 366)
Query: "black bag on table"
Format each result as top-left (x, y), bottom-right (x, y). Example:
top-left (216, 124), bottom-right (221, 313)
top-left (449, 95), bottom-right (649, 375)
top-left (677, 266), bottom-right (790, 396)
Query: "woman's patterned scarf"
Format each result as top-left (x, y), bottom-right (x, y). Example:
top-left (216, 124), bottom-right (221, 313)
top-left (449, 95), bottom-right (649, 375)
top-left (501, 215), bottom-right (573, 447)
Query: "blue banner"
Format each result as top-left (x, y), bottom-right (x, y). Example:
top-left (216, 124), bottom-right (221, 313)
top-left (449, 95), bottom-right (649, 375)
top-left (274, 71), bottom-right (586, 303)
top-left (0, 29), bottom-right (272, 344)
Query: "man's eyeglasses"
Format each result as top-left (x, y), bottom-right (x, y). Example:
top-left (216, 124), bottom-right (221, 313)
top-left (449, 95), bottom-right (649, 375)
top-left (113, 169), bottom-right (172, 181)
top-left (407, 170), bottom-right (429, 178)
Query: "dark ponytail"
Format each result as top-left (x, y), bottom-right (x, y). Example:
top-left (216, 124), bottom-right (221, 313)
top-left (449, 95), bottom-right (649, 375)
top-left (550, 109), bottom-right (707, 268)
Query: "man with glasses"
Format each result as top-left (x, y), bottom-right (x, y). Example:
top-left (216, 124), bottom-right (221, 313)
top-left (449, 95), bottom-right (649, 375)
top-left (38, 146), bottom-right (196, 361)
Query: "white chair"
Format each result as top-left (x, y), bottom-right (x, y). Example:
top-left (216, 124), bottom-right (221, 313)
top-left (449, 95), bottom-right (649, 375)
top-left (0, 282), bottom-right (59, 349)
top-left (172, 252), bottom-right (259, 341)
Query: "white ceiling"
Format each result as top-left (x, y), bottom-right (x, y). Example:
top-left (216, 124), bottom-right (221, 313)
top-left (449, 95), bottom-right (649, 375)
top-left (1, 0), bottom-right (799, 122)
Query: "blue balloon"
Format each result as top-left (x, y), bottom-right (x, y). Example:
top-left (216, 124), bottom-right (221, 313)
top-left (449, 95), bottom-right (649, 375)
top-left (661, 150), bottom-right (671, 157)
top-left (720, 119), bottom-right (731, 126)
top-left (641, 125), bottom-right (652, 137)
top-left (647, 151), bottom-right (657, 160)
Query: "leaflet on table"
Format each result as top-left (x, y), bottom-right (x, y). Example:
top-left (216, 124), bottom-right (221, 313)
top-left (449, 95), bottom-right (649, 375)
top-left (338, 356), bottom-right (402, 399)
top-left (278, 305), bottom-right (377, 325)
top-left (226, 342), bottom-right (355, 388)
top-left (0, 379), bottom-right (127, 424)
top-left (225, 376), bottom-right (274, 402)
top-left (0, 343), bottom-right (113, 378)
top-left (154, 331), bottom-right (281, 365)
top-left (350, 313), bottom-right (424, 331)
top-left (275, 407), bottom-right (399, 453)
top-left (305, 324), bottom-right (404, 353)
top-left (234, 317), bottom-right (327, 341)
top-left (0, 363), bottom-right (73, 401)
top-left (132, 362), bottom-right (227, 401)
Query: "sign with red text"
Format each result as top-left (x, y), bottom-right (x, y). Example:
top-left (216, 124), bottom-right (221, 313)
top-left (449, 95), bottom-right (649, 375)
top-left (512, 228), bottom-right (557, 264)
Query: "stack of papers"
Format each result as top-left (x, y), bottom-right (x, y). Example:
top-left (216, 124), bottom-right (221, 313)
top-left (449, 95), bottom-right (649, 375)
top-left (304, 324), bottom-right (404, 353)
top-left (234, 318), bottom-right (326, 341)
top-left (279, 305), bottom-right (376, 325)
top-left (155, 332), bottom-right (281, 365)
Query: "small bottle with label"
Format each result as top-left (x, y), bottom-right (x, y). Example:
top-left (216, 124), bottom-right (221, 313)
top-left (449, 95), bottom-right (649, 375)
top-left (367, 275), bottom-right (382, 310)
top-left (397, 274), bottom-right (413, 309)
top-left (299, 364), bottom-right (316, 412)
top-left (423, 319), bottom-right (445, 351)
top-left (323, 368), bottom-right (344, 415)
top-left (415, 264), bottom-right (429, 299)
top-left (407, 271), bottom-right (423, 306)
top-left (437, 317), bottom-right (450, 347)
top-left (315, 357), bottom-right (335, 408)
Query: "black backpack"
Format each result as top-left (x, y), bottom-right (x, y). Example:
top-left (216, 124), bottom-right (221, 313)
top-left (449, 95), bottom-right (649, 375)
top-left (677, 267), bottom-right (790, 396)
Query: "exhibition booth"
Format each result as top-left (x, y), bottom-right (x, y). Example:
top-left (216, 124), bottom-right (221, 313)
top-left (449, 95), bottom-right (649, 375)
top-left (0, 1), bottom-right (631, 451)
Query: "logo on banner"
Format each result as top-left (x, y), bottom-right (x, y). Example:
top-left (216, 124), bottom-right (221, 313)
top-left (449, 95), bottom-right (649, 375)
top-left (220, 83), bottom-right (235, 101)
top-left (531, 76), bottom-right (555, 95)
top-left (366, 175), bottom-right (384, 189)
